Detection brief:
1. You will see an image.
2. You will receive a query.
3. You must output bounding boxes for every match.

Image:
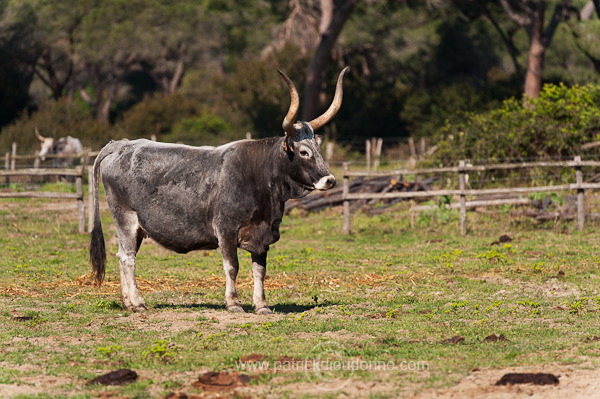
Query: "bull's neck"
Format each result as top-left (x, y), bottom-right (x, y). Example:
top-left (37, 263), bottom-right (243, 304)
top-left (261, 137), bottom-right (311, 202)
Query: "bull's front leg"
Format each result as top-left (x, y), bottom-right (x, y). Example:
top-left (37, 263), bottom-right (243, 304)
top-left (221, 243), bottom-right (244, 313)
top-left (117, 249), bottom-right (147, 312)
top-left (251, 253), bottom-right (272, 315)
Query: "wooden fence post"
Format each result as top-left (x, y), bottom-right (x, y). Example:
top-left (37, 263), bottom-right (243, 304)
top-left (342, 162), bottom-right (351, 234)
top-left (11, 142), bottom-right (17, 170)
top-left (408, 137), bottom-right (417, 159)
top-left (34, 151), bottom-right (41, 168)
top-left (365, 140), bottom-right (372, 171)
top-left (575, 155), bottom-right (585, 231)
top-left (325, 142), bottom-right (334, 166)
top-left (459, 160), bottom-right (467, 236)
top-left (373, 138), bottom-right (383, 170)
top-left (76, 174), bottom-right (85, 234)
top-left (419, 137), bottom-right (426, 156)
top-left (88, 169), bottom-right (94, 233)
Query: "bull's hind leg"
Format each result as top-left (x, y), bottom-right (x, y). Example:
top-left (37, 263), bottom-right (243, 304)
top-left (112, 208), bottom-right (147, 312)
top-left (219, 238), bottom-right (244, 313)
top-left (251, 253), bottom-right (272, 315)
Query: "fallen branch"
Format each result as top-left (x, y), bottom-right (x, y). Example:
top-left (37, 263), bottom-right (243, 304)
top-left (285, 176), bottom-right (436, 213)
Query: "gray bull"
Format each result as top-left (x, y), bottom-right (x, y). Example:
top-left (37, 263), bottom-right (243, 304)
top-left (89, 68), bottom-right (348, 313)
top-left (35, 128), bottom-right (83, 167)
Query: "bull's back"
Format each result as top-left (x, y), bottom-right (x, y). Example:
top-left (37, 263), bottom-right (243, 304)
top-left (101, 139), bottom-right (225, 252)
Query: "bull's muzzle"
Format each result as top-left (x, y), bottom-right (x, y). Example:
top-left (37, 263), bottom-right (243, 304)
top-left (314, 174), bottom-right (336, 191)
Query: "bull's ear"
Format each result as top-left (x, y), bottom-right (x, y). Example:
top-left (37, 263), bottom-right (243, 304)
top-left (315, 135), bottom-right (323, 146)
top-left (283, 135), bottom-right (294, 153)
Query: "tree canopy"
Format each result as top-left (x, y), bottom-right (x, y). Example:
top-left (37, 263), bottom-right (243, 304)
top-left (1, 0), bottom-right (600, 153)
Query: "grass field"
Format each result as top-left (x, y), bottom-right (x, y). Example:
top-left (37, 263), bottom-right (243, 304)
top-left (1, 192), bottom-right (600, 398)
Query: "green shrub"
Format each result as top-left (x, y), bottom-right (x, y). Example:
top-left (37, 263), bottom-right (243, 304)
top-left (163, 113), bottom-right (236, 145)
top-left (430, 83), bottom-right (600, 165)
top-left (0, 99), bottom-right (109, 152)
top-left (112, 93), bottom-right (200, 141)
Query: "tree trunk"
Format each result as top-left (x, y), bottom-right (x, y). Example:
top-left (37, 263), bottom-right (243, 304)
top-left (523, 3), bottom-right (545, 99)
top-left (301, 0), bottom-right (358, 121)
top-left (580, 0), bottom-right (597, 19)
top-left (79, 72), bottom-right (114, 123)
top-left (319, 0), bottom-right (333, 34)
top-left (168, 60), bottom-right (185, 95)
top-left (98, 85), bottom-right (116, 123)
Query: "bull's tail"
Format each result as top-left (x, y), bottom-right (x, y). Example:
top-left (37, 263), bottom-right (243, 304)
top-left (89, 141), bottom-right (119, 286)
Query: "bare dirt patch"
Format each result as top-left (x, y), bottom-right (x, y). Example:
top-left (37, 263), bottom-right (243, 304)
top-left (0, 373), bottom-right (76, 398)
top-left (410, 364), bottom-right (600, 399)
top-left (191, 371), bottom-right (251, 392)
top-left (275, 379), bottom-right (399, 398)
top-left (125, 309), bottom-right (288, 333)
top-left (292, 328), bottom-right (373, 342)
top-left (439, 335), bottom-right (465, 344)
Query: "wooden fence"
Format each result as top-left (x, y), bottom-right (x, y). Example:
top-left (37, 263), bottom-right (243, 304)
top-left (342, 156), bottom-right (600, 235)
top-left (3, 143), bottom-right (98, 170)
top-left (0, 167), bottom-right (87, 233)
top-left (2, 146), bottom-right (99, 234)
top-left (6, 143), bottom-right (600, 236)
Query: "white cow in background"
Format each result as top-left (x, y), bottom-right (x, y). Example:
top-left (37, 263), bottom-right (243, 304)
top-left (35, 128), bottom-right (83, 167)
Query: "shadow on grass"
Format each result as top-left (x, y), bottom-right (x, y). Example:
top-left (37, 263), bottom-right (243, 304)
top-left (271, 303), bottom-right (316, 314)
top-left (271, 301), bottom-right (341, 314)
top-left (152, 301), bottom-right (340, 314)
top-left (153, 303), bottom-right (224, 311)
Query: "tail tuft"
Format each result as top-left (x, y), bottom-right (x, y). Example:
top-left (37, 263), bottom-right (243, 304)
top-left (88, 142), bottom-right (116, 287)
top-left (90, 224), bottom-right (106, 286)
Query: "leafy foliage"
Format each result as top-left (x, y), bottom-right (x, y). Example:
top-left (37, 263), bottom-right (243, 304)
top-left (209, 43), bottom-right (310, 137)
top-left (164, 114), bottom-right (234, 145)
top-left (2, 0), bottom-right (600, 151)
top-left (112, 93), bottom-right (200, 142)
top-left (431, 83), bottom-right (600, 164)
top-left (0, 99), bottom-right (109, 152)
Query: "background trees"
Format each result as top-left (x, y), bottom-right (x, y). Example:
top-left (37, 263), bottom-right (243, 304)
top-left (1, 0), bottom-right (600, 158)
top-left (431, 83), bottom-right (600, 164)
top-left (301, 0), bottom-right (359, 121)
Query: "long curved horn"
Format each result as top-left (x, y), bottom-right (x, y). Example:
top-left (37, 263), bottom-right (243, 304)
top-left (35, 127), bottom-right (46, 142)
top-left (278, 69), bottom-right (300, 137)
top-left (307, 67), bottom-right (349, 132)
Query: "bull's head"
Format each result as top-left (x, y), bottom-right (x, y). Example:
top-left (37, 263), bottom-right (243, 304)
top-left (278, 67), bottom-right (348, 191)
top-left (35, 128), bottom-right (55, 161)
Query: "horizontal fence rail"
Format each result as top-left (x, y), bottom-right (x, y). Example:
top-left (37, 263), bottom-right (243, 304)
top-left (342, 156), bottom-right (600, 235)
top-left (3, 146), bottom-right (100, 170)
top-left (5, 141), bottom-right (600, 236)
top-left (1, 146), bottom-right (100, 234)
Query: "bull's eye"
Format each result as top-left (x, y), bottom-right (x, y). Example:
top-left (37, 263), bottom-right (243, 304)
top-left (298, 147), bottom-right (312, 159)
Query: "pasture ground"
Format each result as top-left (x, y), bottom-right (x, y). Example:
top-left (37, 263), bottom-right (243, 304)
top-left (1, 193), bottom-right (600, 398)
